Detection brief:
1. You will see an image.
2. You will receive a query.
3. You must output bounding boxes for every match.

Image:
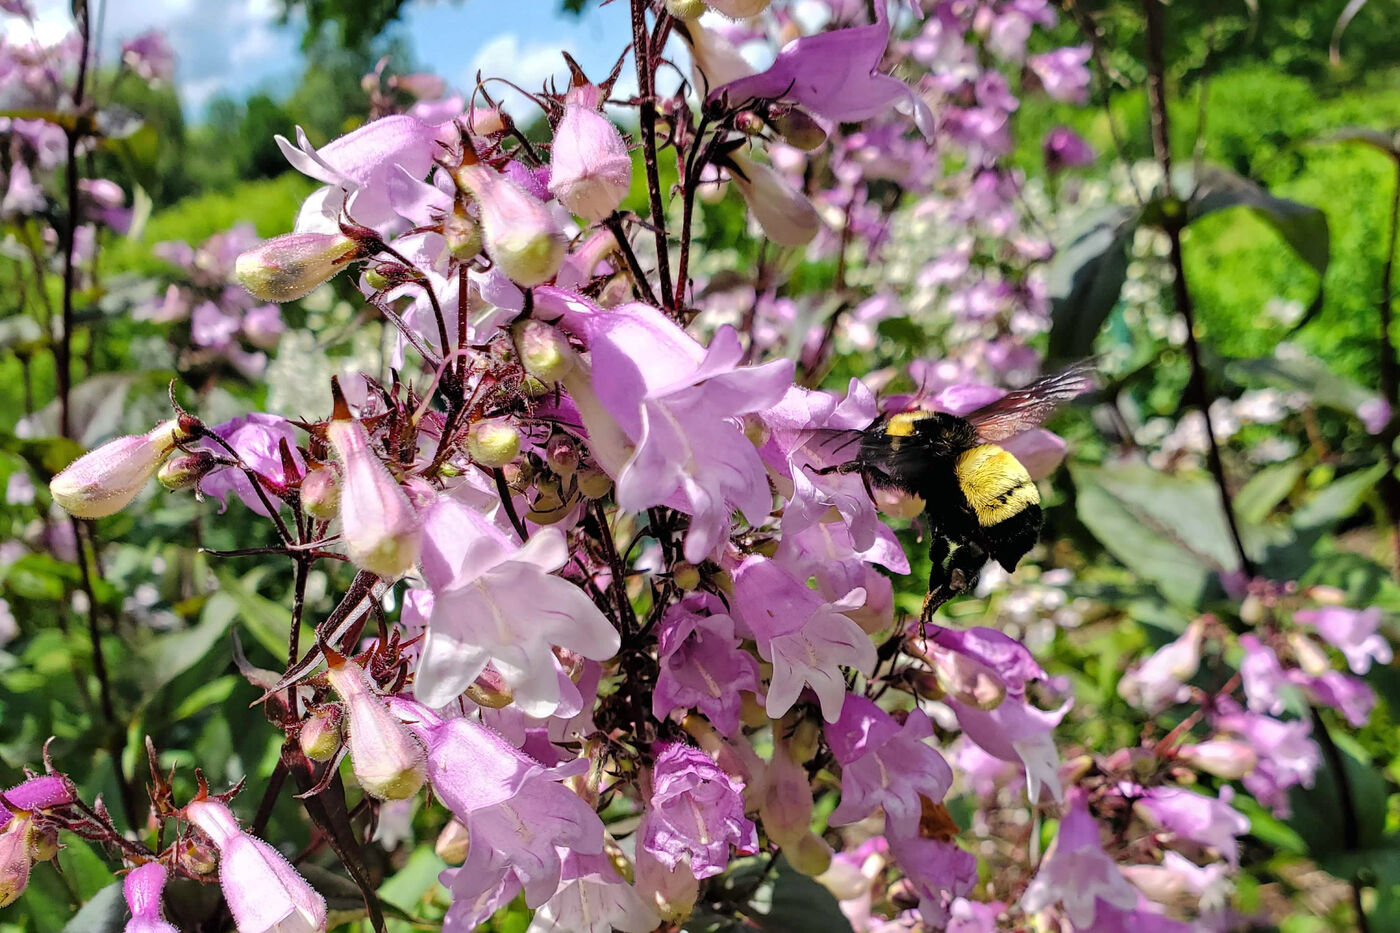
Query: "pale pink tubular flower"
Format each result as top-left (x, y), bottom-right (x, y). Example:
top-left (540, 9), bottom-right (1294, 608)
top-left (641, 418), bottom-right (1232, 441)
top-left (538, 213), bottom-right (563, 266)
top-left (527, 852), bottom-right (658, 933)
top-left (549, 83), bottom-right (632, 223)
top-left (323, 655), bottom-right (426, 800)
top-left (184, 798), bottom-right (327, 933)
top-left (123, 862), bottom-right (179, 933)
top-left (1294, 606), bottom-right (1393, 674)
top-left (49, 421), bottom-right (188, 519)
top-left (456, 162), bottom-right (567, 286)
top-left (1020, 789), bottom-right (1138, 928)
top-left (326, 407), bottom-right (421, 579)
top-left (728, 151), bottom-right (822, 247)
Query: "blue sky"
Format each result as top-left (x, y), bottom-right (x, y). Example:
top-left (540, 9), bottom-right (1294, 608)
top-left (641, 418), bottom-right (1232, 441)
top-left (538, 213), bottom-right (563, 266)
top-left (9, 0), bottom-right (636, 115)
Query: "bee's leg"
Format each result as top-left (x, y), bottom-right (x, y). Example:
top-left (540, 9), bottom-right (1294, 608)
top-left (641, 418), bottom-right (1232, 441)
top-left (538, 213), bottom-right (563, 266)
top-left (920, 536), bottom-right (952, 632)
top-left (809, 462), bottom-right (865, 477)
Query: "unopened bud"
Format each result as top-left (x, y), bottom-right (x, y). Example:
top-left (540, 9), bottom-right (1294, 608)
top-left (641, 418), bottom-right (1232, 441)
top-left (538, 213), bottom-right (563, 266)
top-left (443, 207), bottom-right (482, 261)
top-left (665, 0), bottom-right (707, 18)
top-left (235, 232), bottom-right (361, 302)
top-left (545, 435), bottom-right (579, 478)
top-left (1288, 632), bottom-right (1331, 677)
top-left (729, 151), bottom-right (819, 247)
top-left (25, 824), bottom-right (57, 863)
top-left (788, 717), bottom-right (822, 764)
top-left (636, 849), bottom-right (699, 924)
top-left (672, 561), bottom-right (701, 591)
top-left (549, 86), bottom-right (633, 223)
top-left (299, 705), bottom-right (345, 762)
top-left (463, 667), bottom-right (514, 709)
top-left (576, 467), bottom-right (613, 499)
top-left (511, 319), bottom-right (575, 383)
top-left (783, 831), bottom-right (833, 877)
top-left (527, 476), bottom-right (573, 525)
top-left (326, 399), bottom-right (421, 578)
top-left (466, 419), bottom-right (521, 468)
top-left (363, 266), bottom-right (391, 291)
top-left (300, 467), bottom-right (340, 520)
top-left (765, 106), bottom-right (826, 151)
top-left (455, 164), bottom-right (566, 287)
top-left (50, 420), bottom-right (188, 518)
top-left (434, 819), bottom-right (469, 864)
top-left (1177, 740), bottom-right (1257, 780)
top-left (157, 451), bottom-right (218, 491)
top-left (325, 656), bottom-right (425, 800)
top-left (180, 838), bottom-right (218, 875)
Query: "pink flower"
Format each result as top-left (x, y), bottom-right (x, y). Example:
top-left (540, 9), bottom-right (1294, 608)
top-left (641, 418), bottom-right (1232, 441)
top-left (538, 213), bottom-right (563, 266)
top-left (581, 305), bottom-right (793, 563)
top-left (49, 421), bottom-right (187, 519)
top-left (886, 834), bottom-right (976, 928)
top-left (1027, 46), bottom-right (1091, 104)
top-left (120, 31), bottom-right (174, 83)
top-left (527, 852), bottom-right (658, 933)
top-left (1118, 619), bottom-right (1205, 711)
top-left (732, 555), bottom-right (875, 722)
top-left (641, 743), bottom-right (758, 879)
top-left (826, 695), bottom-right (952, 836)
top-left (324, 656), bottom-right (425, 800)
top-left (549, 84), bottom-right (632, 222)
top-left (200, 413), bottom-right (304, 517)
top-left (1357, 397), bottom-right (1391, 434)
top-left (951, 694), bottom-right (1069, 803)
top-left (1295, 606), bottom-right (1392, 674)
top-left (653, 596), bottom-right (762, 735)
top-left (1020, 790), bottom-right (1138, 928)
top-left (1238, 634), bottom-right (1289, 715)
top-left (185, 798), bottom-right (327, 933)
top-left (327, 411), bottom-right (421, 578)
top-left (1043, 126), bottom-right (1096, 173)
top-left (415, 496), bottom-right (619, 715)
top-left (456, 162), bottom-right (567, 286)
top-left (1131, 785), bottom-right (1249, 867)
top-left (710, 6), bottom-right (934, 138)
top-left (123, 862), bottom-right (178, 933)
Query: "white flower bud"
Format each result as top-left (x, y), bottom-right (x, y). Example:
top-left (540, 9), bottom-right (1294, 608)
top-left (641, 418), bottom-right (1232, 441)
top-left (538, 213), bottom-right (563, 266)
top-left (456, 164), bottom-right (566, 287)
top-left (235, 232), bottom-right (360, 302)
top-left (50, 420), bottom-right (187, 518)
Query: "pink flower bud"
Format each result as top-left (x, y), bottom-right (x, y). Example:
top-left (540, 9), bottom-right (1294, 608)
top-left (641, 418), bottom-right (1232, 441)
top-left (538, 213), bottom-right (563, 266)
top-left (235, 233), bottom-right (361, 303)
top-left (434, 818), bottom-right (469, 864)
top-left (511, 319), bottom-right (576, 383)
top-left (326, 416), bottom-right (420, 578)
top-left (1177, 740), bottom-right (1258, 780)
top-left (0, 820), bottom-right (32, 908)
top-left (549, 86), bottom-right (632, 223)
top-left (635, 846), bottom-right (699, 924)
top-left (1, 775), bottom-right (75, 817)
top-left (185, 798), bottom-right (328, 933)
top-left (50, 421), bottom-right (187, 518)
top-left (299, 467), bottom-right (340, 521)
top-left (759, 736), bottom-right (814, 848)
top-left (456, 163), bottom-right (566, 286)
top-left (665, 0), bottom-right (707, 18)
top-left (706, 0), bottom-right (771, 19)
top-left (442, 206), bottom-right (482, 260)
top-left (728, 152), bottom-right (820, 247)
top-left (466, 418), bottom-right (521, 468)
top-left (123, 862), bottom-right (179, 933)
top-left (157, 451), bottom-right (219, 491)
top-left (298, 705), bottom-right (344, 763)
top-left (324, 657), bottom-right (425, 800)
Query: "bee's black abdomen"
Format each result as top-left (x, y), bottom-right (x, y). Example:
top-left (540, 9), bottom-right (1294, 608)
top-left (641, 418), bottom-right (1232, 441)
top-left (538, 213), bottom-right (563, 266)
top-left (981, 502), bottom-right (1042, 572)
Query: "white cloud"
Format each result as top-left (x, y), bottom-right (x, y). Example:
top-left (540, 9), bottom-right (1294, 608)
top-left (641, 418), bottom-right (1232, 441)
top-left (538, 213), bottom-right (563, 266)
top-left (462, 33), bottom-right (575, 121)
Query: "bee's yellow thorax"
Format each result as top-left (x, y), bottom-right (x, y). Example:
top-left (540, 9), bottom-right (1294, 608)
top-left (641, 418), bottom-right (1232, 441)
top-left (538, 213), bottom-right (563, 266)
top-left (885, 410), bottom-right (933, 437)
top-left (955, 444), bottom-right (1038, 526)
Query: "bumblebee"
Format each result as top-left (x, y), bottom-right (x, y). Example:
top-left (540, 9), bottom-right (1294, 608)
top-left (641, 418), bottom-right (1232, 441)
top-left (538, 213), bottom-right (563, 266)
top-left (817, 362), bottom-right (1093, 622)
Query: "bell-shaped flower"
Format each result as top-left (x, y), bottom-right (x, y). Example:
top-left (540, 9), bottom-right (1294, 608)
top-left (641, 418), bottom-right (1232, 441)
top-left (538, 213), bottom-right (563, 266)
top-left (1118, 619), bottom-right (1205, 711)
top-left (1175, 739), bottom-right (1257, 781)
top-left (1213, 701), bottom-right (1317, 816)
top-left (728, 151), bottom-right (821, 247)
top-left (732, 555), bottom-right (875, 722)
top-left (1295, 606), bottom-right (1392, 675)
top-left (442, 779), bottom-right (606, 919)
top-left (123, 862), bottom-right (179, 933)
top-left (886, 832), bottom-right (977, 928)
top-left (415, 495), bottom-right (619, 715)
top-left (199, 413), bottom-right (304, 516)
top-left (0, 819), bottom-right (32, 908)
top-left (758, 731), bottom-right (817, 851)
top-left (527, 852), bottom-right (658, 933)
top-left (1027, 46), bottom-right (1091, 104)
top-left (326, 410), bottom-right (421, 578)
top-left (709, 6), bottom-right (934, 137)
top-left (1043, 126), bottom-right (1096, 173)
top-left (549, 84), bottom-right (632, 223)
top-left (456, 162), bottom-right (567, 286)
top-left (1130, 785), bottom-right (1249, 868)
top-left (826, 695), bottom-right (953, 836)
top-left (387, 696), bottom-right (577, 815)
top-left (323, 655), bottom-right (426, 800)
top-left (581, 305), bottom-right (793, 562)
top-left (653, 595), bottom-right (761, 735)
top-left (923, 625), bottom-right (1046, 706)
top-left (1020, 790), bottom-right (1138, 928)
top-left (641, 743), bottom-right (758, 879)
top-left (235, 233), bottom-right (361, 302)
top-left (184, 798), bottom-right (327, 933)
top-left (950, 693), bottom-right (1070, 803)
top-left (50, 420), bottom-right (187, 519)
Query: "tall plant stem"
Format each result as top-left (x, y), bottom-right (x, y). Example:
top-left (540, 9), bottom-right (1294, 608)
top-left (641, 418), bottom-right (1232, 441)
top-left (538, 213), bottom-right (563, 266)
top-left (57, 0), bottom-right (92, 440)
top-left (630, 0), bottom-right (676, 312)
top-left (1374, 160), bottom-right (1400, 578)
top-left (1142, 0), bottom-right (1253, 580)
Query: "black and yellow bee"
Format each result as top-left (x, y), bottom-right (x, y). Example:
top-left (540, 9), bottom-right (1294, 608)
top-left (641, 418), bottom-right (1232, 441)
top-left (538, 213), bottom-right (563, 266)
top-left (816, 362), bottom-right (1094, 622)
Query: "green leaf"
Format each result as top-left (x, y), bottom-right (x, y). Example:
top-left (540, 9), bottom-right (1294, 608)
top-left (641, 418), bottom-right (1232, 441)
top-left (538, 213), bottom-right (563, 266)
top-left (17, 374), bottom-right (138, 448)
top-left (1288, 728), bottom-right (1389, 860)
top-left (213, 569), bottom-right (303, 661)
top-left (749, 857), bottom-right (853, 933)
top-left (379, 847), bottom-right (446, 932)
top-left (60, 882), bottom-right (125, 933)
top-left (1235, 460), bottom-right (1305, 524)
top-left (1186, 166), bottom-right (1329, 278)
top-left (129, 593), bottom-right (236, 712)
top-left (1046, 206), bottom-right (1138, 363)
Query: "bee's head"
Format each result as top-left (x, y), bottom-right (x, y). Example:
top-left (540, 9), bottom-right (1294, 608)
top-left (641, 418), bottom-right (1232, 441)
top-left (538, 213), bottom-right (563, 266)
top-left (885, 410), bottom-right (977, 457)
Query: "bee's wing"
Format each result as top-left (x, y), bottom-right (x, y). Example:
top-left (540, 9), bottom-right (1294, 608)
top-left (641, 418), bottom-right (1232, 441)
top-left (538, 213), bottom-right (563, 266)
top-left (966, 360), bottom-right (1096, 443)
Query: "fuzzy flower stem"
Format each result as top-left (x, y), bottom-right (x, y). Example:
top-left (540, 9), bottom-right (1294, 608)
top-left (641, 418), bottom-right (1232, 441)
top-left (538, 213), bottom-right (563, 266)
top-left (631, 0), bottom-right (675, 311)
